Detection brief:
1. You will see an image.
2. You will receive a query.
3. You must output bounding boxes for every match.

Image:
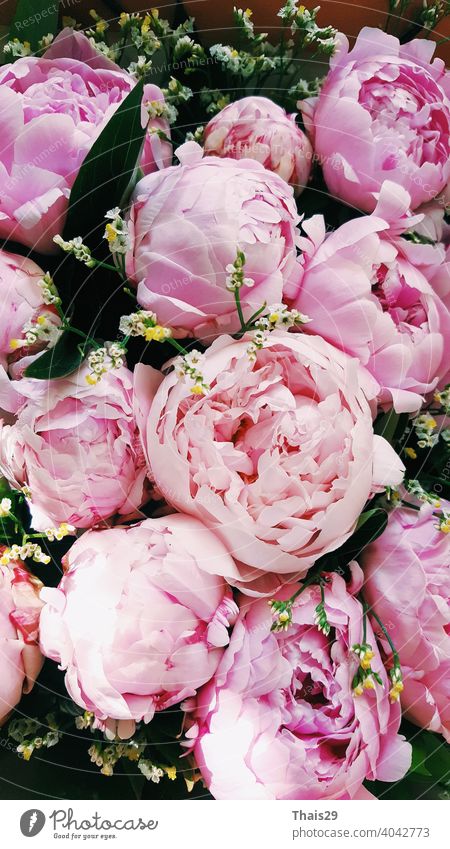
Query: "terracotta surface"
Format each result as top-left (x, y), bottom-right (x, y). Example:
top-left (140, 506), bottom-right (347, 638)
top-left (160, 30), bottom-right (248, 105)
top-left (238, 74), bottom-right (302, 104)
top-left (182, 1), bottom-right (450, 63)
top-left (0, 1), bottom-right (176, 29)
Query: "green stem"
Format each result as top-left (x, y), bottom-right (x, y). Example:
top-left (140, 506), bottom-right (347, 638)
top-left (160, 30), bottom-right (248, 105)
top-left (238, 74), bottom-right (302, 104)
top-left (63, 323), bottom-right (100, 351)
top-left (93, 260), bottom-right (120, 274)
top-left (167, 337), bottom-right (189, 356)
top-left (363, 598), bottom-right (400, 665)
top-left (234, 288), bottom-right (246, 333)
top-left (288, 564), bottom-right (328, 605)
top-left (362, 602), bottom-right (368, 645)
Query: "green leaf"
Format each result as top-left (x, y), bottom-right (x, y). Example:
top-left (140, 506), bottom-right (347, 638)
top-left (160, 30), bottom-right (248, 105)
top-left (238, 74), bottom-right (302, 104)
top-left (25, 80), bottom-right (146, 380)
top-left (374, 410), bottom-right (409, 445)
top-left (351, 508), bottom-right (388, 550)
top-left (63, 79), bottom-right (146, 243)
top-left (24, 332), bottom-right (85, 380)
top-left (7, 1), bottom-right (60, 49)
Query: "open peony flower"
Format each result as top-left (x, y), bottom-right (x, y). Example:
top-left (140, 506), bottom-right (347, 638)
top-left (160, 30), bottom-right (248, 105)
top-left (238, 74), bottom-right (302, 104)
top-left (0, 250), bottom-right (61, 376)
top-left (0, 555), bottom-right (43, 725)
top-left (185, 565), bottom-right (411, 799)
top-left (135, 332), bottom-right (404, 593)
top-left (301, 28), bottom-right (450, 212)
top-left (203, 96), bottom-right (312, 196)
top-left (0, 29), bottom-right (171, 253)
top-left (39, 515), bottom-right (239, 738)
top-left (125, 141), bottom-right (301, 341)
top-left (0, 364), bottom-right (147, 530)
top-left (363, 503), bottom-right (450, 742)
top-left (290, 183), bottom-right (450, 413)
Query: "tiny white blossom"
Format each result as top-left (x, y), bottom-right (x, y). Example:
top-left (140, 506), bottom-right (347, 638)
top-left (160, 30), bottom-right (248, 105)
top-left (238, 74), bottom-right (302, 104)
top-left (0, 498), bottom-right (12, 518)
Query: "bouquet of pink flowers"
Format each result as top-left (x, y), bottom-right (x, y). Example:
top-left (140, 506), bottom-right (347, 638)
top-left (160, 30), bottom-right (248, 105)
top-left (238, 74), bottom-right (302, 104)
top-left (0, 0), bottom-right (449, 802)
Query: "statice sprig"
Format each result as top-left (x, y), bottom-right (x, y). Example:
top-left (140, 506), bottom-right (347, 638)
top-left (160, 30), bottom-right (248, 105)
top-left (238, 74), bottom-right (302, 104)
top-left (406, 479), bottom-right (442, 508)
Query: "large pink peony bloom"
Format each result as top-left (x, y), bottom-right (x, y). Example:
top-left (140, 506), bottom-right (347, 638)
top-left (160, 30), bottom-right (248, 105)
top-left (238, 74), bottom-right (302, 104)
top-left (203, 96), bottom-right (312, 196)
top-left (290, 184), bottom-right (450, 413)
top-left (0, 556), bottom-right (43, 725)
top-left (0, 29), bottom-right (171, 253)
top-left (0, 249), bottom-right (60, 375)
top-left (39, 515), bottom-right (238, 737)
top-left (135, 332), bottom-right (404, 593)
top-left (0, 364), bottom-right (146, 530)
top-left (125, 142), bottom-right (301, 340)
top-left (363, 503), bottom-right (450, 742)
top-left (185, 565), bottom-right (411, 799)
top-left (301, 28), bottom-right (450, 212)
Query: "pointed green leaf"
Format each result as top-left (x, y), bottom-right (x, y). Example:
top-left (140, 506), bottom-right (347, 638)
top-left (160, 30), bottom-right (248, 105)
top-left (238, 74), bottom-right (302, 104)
top-left (24, 332), bottom-right (85, 380)
top-left (63, 78), bottom-right (146, 243)
top-left (7, 1), bottom-right (60, 50)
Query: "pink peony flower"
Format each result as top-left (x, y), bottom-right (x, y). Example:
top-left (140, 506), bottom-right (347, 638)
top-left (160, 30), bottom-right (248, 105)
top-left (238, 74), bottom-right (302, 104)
top-left (0, 249), bottom-right (60, 375)
top-left (0, 364), bottom-right (147, 530)
top-left (363, 503), bottom-right (450, 742)
top-left (186, 565), bottom-right (411, 799)
top-left (0, 556), bottom-right (43, 725)
top-left (0, 29), bottom-right (171, 253)
top-left (135, 332), bottom-right (404, 593)
top-left (203, 96), bottom-right (312, 196)
top-left (125, 142), bottom-right (301, 340)
top-left (39, 515), bottom-right (239, 737)
top-left (290, 183), bottom-right (450, 413)
top-left (301, 28), bottom-right (450, 212)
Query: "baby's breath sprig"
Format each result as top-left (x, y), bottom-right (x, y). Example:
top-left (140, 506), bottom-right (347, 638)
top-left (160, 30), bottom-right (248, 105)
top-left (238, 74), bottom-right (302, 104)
top-left (233, 7), bottom-right (268, 46)
top-left (43, 523), bottom-right (76, 543)
top-left (226, 249), bottom-right (255, 331)
top-left (9, 274), bottom-right (62, 354)
top-left (360, 599), bottom-right (404, 703)
top-left (53, 235), bottom-right (96, 269)
top-left (413, 413), bottom-right (439, 449)
top-left (289, 4), bottom-right (338, 54)
top-left (3, 39), bottom-right (31, 58)
top-left (86, 342), bottom-right (126, 386)
top-left (406, 479), bottom-right (441, 508)
top-left (38, 33), bottom-right (54, 52)
top-left (10, 312), bottom-right (61, 353)
top-left (162, 77), bottom-right (194, 109)
top-left (138, 761), bottom-right (165, 783)
top-left (200, 88), bottom-right (231, 116)
top-left (174, 350), bottom-right (210, 396)
top-left (246, 304), bottom-right (311, 360)
top-left (9, 714), bottom-right (62, 762)
top-left (38, 273), bottom-right (61, 307)
top-left (119, 310), bottom-right (172, 343)
top-left (54, 235), bottom-right (120, 277)
top-left (352, 602), bottom-right (384, 697)
top-left (0, 543), bottom-right (50, 566)
top-left (119, 310), bottom-right (208, 393)
top-left (351, 643), bottom-right (383, 697)
top-left (0, 498), bottom-right (12, 519)
top-left (434, 509), bottom-right (450, 534)
top-left (269, 599), bottom-right (294, 632)
top-left (314, 583), bottom-right (331, 637)
top-left (434, 384), bottom-right (450, 415)
top-left (269, 569), bottom-right (330, 633)
top-left (103, 208), bottom-right (131, 279)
